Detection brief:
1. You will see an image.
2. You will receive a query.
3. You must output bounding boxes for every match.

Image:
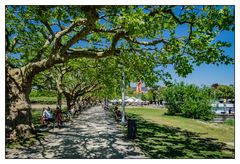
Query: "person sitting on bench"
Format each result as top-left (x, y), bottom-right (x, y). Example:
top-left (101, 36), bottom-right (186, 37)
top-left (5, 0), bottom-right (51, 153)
top-left (114, 105), bottom-right (122, 118)
top-left (42, 107), bottom-right (55, 127)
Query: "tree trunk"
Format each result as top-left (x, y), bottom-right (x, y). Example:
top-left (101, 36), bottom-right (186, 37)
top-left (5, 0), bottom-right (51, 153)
top-left (6, 67), bottom-right (34, 140)
top-left (65, 94), bottom-right (76, 111)
top-left (57, 91), bottom-right (62, 108)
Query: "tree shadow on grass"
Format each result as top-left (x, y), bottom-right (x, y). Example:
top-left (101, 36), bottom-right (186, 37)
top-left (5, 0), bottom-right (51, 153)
top-left (128, 113), bottom-right (234, 159)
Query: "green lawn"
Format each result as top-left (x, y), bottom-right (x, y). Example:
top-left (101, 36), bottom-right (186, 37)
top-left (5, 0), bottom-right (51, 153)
top-left (30, 96), bottom-right (57, 104)
top-left (32, 108), bottom-right (43, 125)
top-left (125, 107), bottom-right (234, 158)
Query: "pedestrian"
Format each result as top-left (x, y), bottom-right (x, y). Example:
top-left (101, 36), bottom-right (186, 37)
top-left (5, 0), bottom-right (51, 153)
top-left (55, 106), bottom-right (63, 127)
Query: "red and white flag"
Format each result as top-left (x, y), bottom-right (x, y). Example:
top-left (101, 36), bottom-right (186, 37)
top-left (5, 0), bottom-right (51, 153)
top-left (136, 81), bottom-right (142, 93)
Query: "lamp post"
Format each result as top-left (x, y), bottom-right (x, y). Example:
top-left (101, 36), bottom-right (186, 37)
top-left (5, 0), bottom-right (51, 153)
top-left (121, 65), bottom-right (126, 123)
top-left (118, 64), bottom-right (126, 124)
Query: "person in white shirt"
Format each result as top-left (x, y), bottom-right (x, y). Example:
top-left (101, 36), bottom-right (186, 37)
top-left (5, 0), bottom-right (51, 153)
top-left (42, 107), bottom-right (55, 126)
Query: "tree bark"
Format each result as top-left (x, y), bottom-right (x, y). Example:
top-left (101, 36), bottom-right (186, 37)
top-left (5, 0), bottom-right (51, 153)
top-left (6, 67), bottom-right (34, 140)
top-left (64, 93), bottom-right (76, 111)
top-left (57, 90), bottom-right (62, 108)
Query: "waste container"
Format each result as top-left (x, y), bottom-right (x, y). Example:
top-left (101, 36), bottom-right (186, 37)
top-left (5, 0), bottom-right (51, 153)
top-left (127, 119), bottom-right (137, 139)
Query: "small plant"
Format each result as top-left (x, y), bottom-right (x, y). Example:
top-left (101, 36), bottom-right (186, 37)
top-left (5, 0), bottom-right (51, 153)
top-left (224, 118), bottom-right (235, 126)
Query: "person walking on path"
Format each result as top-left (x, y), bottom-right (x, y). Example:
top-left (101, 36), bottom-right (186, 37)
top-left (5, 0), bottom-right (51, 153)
top-left (54, 106), bottom-right (63, 127)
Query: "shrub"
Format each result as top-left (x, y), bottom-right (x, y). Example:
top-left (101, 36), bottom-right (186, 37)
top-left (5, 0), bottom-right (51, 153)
top-left (164, 82), bottom-right (215, 121)
top-left (224, 118), bottom-right (235, 126)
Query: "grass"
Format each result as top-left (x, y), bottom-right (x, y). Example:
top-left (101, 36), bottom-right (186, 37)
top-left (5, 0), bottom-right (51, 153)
top-left (125, 107), bottom-right (234, 159)
top-left (224, 118), bottom-right (235, 126)
top-left (32, 108), bottom-right (43, 125)
top-left (30, 96), bottom-right (57, 104)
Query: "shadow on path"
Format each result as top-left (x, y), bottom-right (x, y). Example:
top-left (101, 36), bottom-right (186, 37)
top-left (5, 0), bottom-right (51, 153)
top-left (6, 106), bottom-right (147, 159)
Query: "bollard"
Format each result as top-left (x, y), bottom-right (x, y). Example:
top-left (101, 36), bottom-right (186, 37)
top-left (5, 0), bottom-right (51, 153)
top-left (127, 119), bottom-right (137, 139)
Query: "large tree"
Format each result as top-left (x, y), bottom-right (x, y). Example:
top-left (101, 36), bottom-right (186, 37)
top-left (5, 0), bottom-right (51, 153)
top-left (6, 6), bottom-right (234, 140)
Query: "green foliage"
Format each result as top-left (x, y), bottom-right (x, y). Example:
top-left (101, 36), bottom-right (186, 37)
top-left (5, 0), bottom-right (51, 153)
top-left (126, 87), bottom-right (135, 97)
top-left (31, 109), bottom-right (43, 125)
top-left (30, 97), bottom-right (57, 104)
top-left (141, 93), bottom-right (147, 101)
top-left (224, 118), bottom-right (235, 126)
top-left (210, 84), bottom-right (234, 100)
top-left (30, 89), bottom-right (57, 97)
top-left (164, 82), bottom-right (215, 120)
top-left (6, 5), bottom-right (234, 82)
top-left (30, 90), bottom-right (57, 104)
top-left (144, 90), bottom-right (154, 101)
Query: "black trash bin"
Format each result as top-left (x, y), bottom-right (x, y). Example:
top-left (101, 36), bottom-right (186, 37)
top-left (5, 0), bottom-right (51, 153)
top-left (127, 119), bottom-right (137, 139)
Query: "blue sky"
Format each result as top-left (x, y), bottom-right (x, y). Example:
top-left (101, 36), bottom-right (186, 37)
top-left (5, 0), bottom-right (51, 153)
top-left (159, 6), bottom-right (235, 87)
top-left (160, 30), bottom-right (234, 87)
top-left (133, 6), bottom-right (234, 87)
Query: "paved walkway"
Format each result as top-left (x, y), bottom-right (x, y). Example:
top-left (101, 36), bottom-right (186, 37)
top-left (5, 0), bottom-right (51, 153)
top-left (6, 106), bottom-right (148, 159)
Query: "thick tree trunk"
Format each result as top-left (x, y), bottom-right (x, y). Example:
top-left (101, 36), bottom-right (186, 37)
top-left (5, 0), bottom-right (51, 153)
top-left (6, 67), bottom-right (34, 140)
top-left (65, 94), bottom-right (76, 111)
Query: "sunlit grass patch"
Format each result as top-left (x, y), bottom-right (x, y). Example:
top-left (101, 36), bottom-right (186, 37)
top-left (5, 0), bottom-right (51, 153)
top-left (125, 108), bottom-right (234, 158)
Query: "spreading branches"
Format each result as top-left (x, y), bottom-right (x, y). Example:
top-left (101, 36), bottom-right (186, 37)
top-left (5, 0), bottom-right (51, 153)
top-left (60, 7), bottom-right (99, 52)
top-left (93, 27), bottom-right (122, 34)
top-left (167, 8), bottom-right (194, 42)
top-left (75, 83), bottom-right (101, 98)
top-left (7, 5), bottom-right (234, 82)
top-left (66, 29), bottom-right (126, 59)
top-left (150, 7), bottom-right (194, 42)
top-left (125, 36), bottom-right (168, 46)
top-left (41, 20), bottom-right (55, 37)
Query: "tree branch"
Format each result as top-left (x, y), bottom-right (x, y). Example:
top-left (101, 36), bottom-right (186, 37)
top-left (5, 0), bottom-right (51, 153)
top-left (93, 27), bottom-right (122, 34)
top-left (75, 83), bottom-right (100, 98)
top-left (41, 20), bottom-right (55, 36)
top-left (125, 36), bottom-right (168, 46)
top-left (60, 7), bottom-right (99, 52)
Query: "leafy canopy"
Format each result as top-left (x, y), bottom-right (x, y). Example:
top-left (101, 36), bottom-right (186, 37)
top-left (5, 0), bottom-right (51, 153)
top-left (6, 5), bottom-right (234, 86)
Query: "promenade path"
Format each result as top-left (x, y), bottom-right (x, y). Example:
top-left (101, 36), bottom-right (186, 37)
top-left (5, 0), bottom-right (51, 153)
top-left (6, 106), bottom-right (148, 159)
